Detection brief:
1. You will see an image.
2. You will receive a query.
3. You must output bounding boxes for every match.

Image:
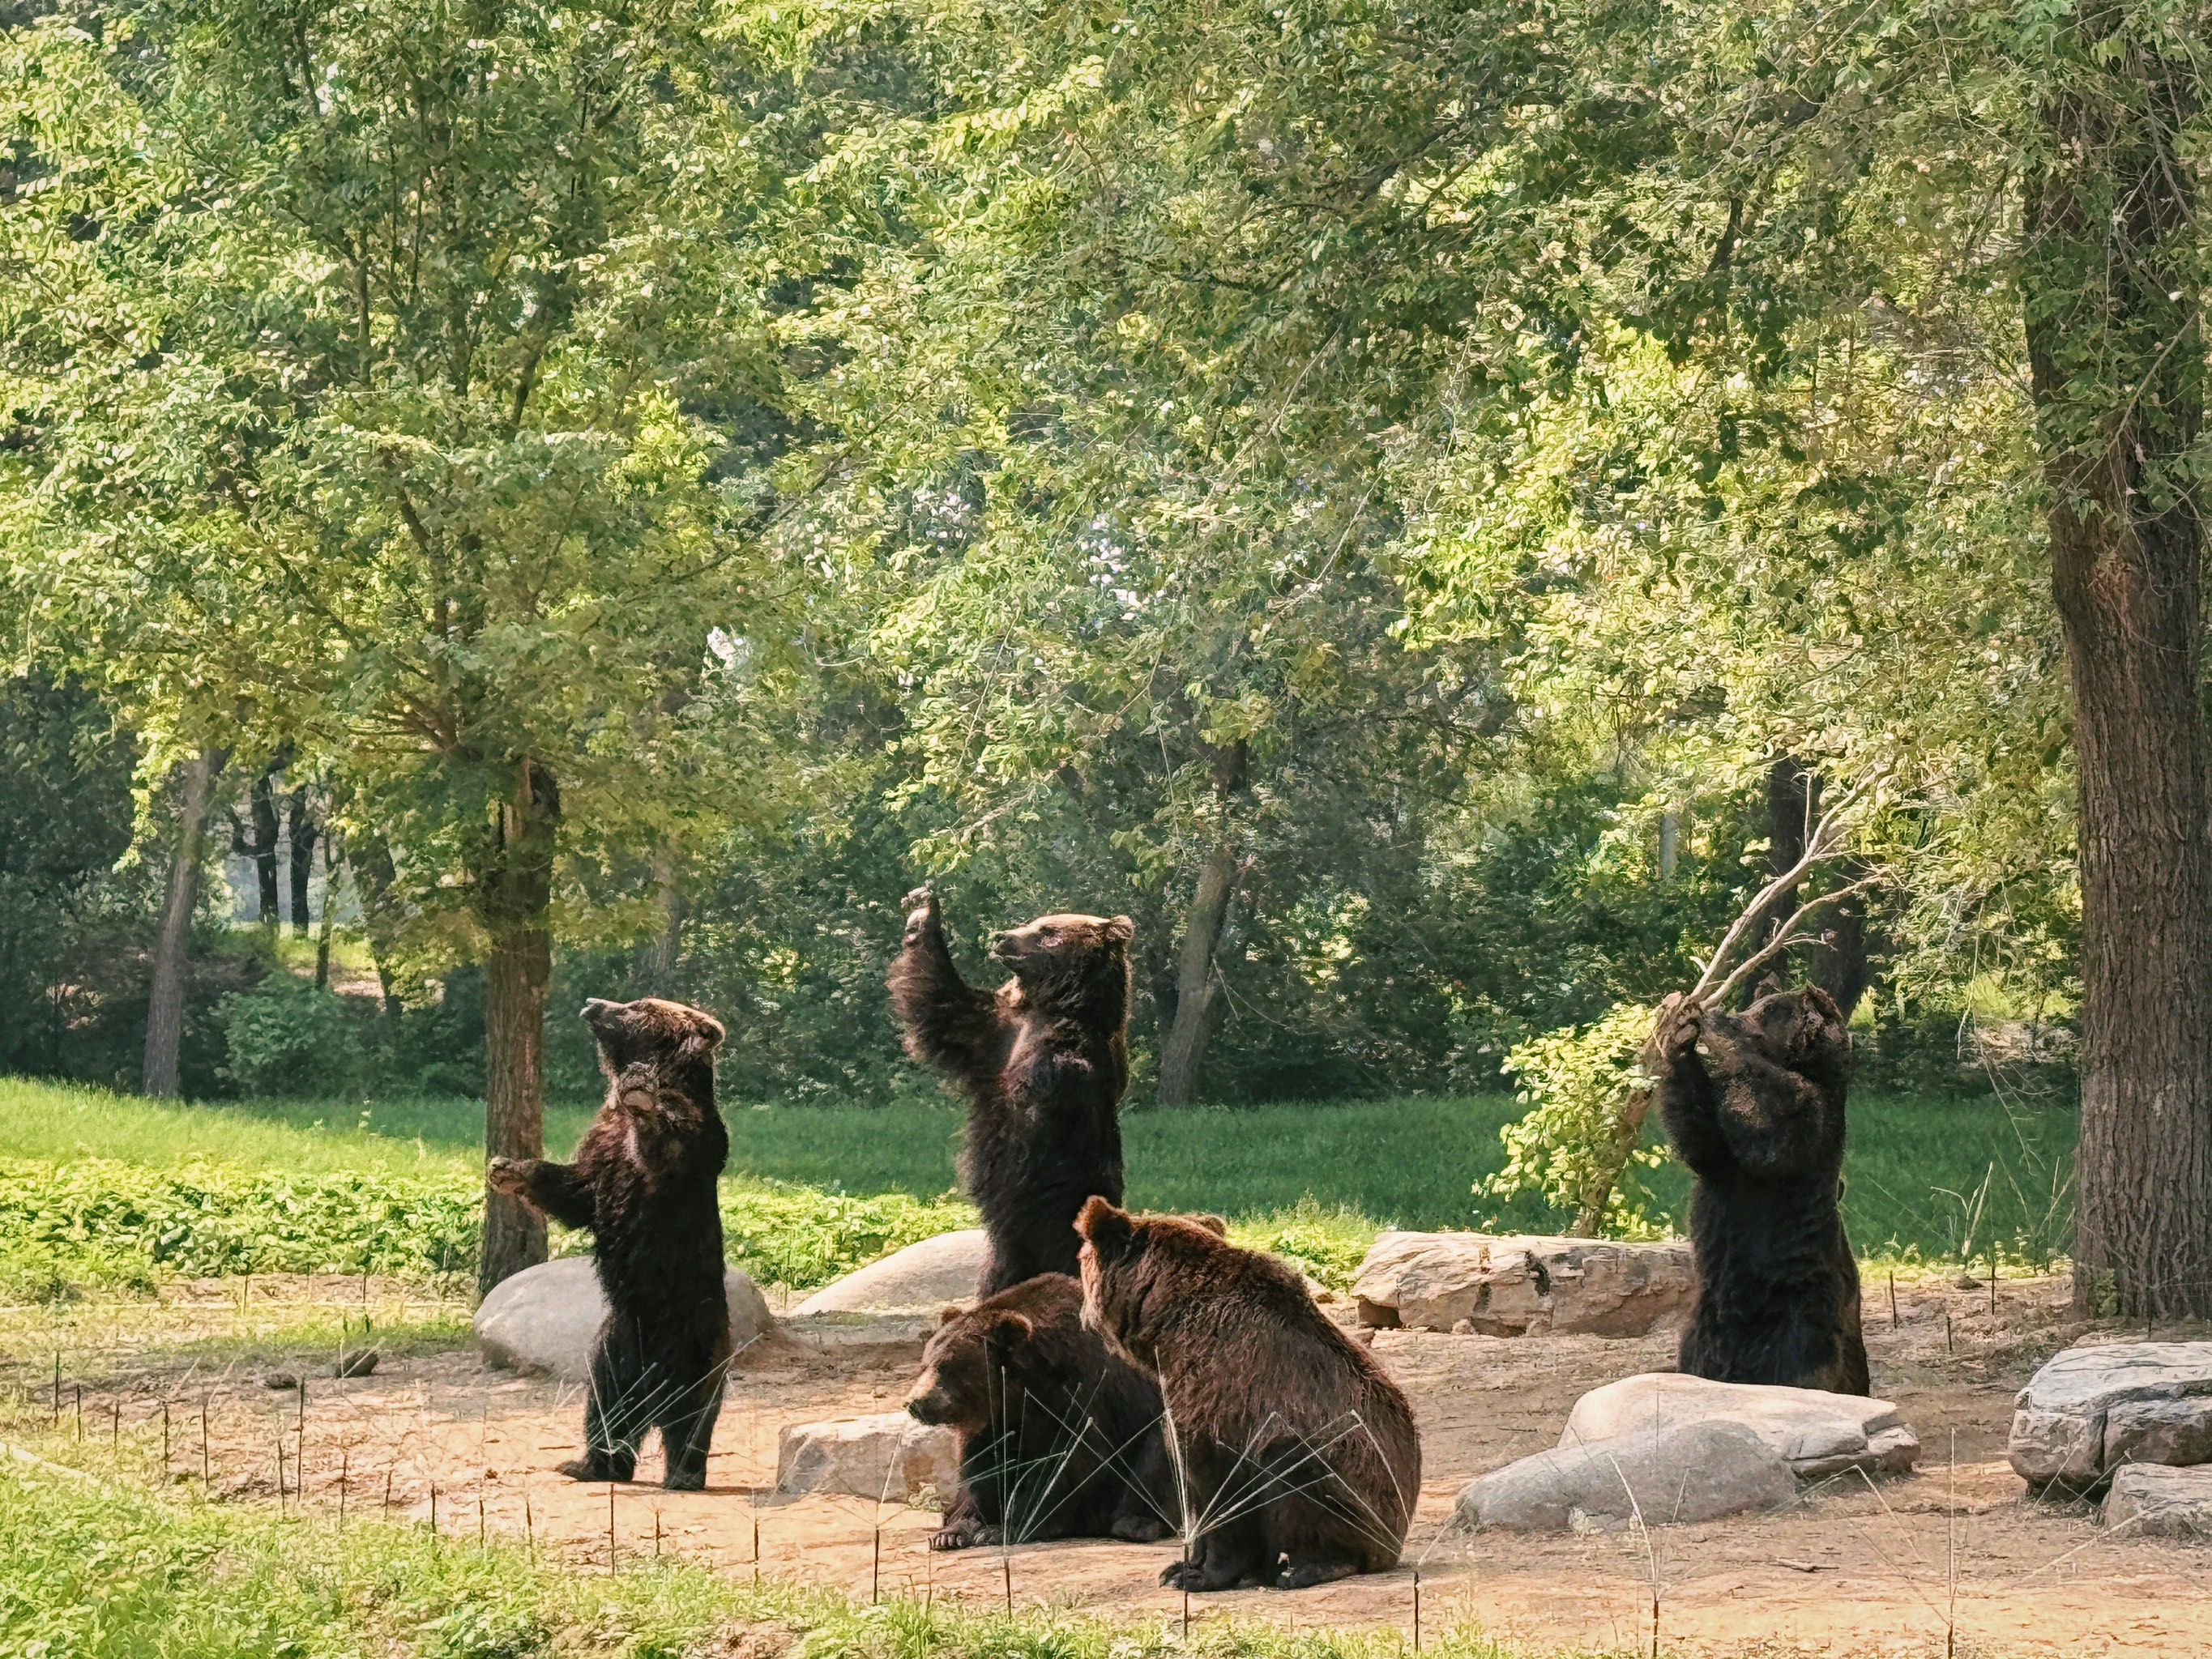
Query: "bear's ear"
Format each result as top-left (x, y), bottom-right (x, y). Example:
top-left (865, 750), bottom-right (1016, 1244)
top-left (937, 1304), bottom-right (964, 1327)
top-left (985, 1310), bottom-right (1035, 1346)
top-left (1189, 1212), bottom-right (1228, 1237)
top-left (1103, 915), bottom-right (1134, 945)
top-left (1075, 1194), bottom-right (1133, 1252)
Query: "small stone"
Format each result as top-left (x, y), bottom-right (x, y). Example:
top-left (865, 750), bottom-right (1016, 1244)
top-left (263, 1373), bottom-right (299, 1391)
top-left (334, 1350), bottom-right (380, 1379)
top-left (1451, 1319), bottom-right (1476, 1336)
top-left (775, 1411), bottom-right (959, 1500)
top-left (1456, 1420), bottom-right (1792, 1532)
top-left (2100, 1464), bottom-right (2212, 1537)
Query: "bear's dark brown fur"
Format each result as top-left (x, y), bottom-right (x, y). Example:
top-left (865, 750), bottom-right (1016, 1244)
top-left (1074, 1198), bottom-right (1422, 1591)
top-left (887, 888), bottom-right (1130, 1296)
top-left (1646, 985), bottom-right (1869, 1395)
top-left (487, 996), bottom-right (732, 1488)
top-left (904, 1273), bottom-right (1174, 1550)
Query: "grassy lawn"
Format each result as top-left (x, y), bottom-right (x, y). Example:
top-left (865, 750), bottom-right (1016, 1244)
top-left (0, 1074), bottom-right (2077, 1298)
top-left (0, 1442), bottom-right (1554, 1659)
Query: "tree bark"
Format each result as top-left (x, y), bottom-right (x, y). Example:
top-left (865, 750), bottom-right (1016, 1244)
top-left (228, 764), bottom-right (281, 927)
top-left (287, 787), bottom-right (319, 936)
top-left (143, 748), bottom-right (224, 1097)
top-left (1155, 842), bottom-right (1236, 1107)
top-left (2026, 58), bottom-right (2212, 1320)
top-left (314, 828), bottom-right (340, 990)
top-left (645, 846), bottom-right (682, 996)
top-left (475, 759), bottom-right (561, 1293)
top-left (351, 834), bottom-right (407, 1019)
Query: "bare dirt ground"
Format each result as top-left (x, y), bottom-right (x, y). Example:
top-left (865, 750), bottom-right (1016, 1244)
top-left (15, 1270), bottom-right (2212, 1657)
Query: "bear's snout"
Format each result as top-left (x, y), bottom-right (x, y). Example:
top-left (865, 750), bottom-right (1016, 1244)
top-left (904, 1371), bottom-right (952, 1425)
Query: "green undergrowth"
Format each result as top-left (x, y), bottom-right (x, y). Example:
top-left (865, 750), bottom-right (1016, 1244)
top-left (0, 1447), bottom-right (1584, 1659)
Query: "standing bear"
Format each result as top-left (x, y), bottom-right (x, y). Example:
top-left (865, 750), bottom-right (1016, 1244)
top-left (904, 1273), bottom-right (1175, 1550)
top-left (1075, 1198), bottom-right (1422, 1591)
top-left (887, 887), bottom-right (1131, 1296)
top-left (1645, 984), bottom-right (1869, 1395)
top-left (487, 996), bottom-right (732, 1488)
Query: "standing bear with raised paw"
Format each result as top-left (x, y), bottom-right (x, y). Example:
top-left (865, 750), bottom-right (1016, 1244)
top-left (886, 886), bottom-right (1131, 1297)
top-left (486, 996), bottom-right (732, 1489)
top-left (1645, 983), bottom-right (1869, 1396)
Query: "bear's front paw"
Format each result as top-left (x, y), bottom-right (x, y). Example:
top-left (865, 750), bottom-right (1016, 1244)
top-left (485, 1157), bottom-right (529, 1197)
top-left (929, 1520), bottom-right (995, 1551)
top-left (1647, 993), bottom-right (1702, 1064)
top-left (901, 885), bottom-right (941, 942)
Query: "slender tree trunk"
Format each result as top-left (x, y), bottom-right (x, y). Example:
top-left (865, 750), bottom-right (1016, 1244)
top-left (645, 847), bottom-right (682, 996)
top-left (2026, 58), bottom-right (2212, 1320)
top-left (476, 760), bottom-right (561, 1293)
top-left (1155, 842), bottom-right (1236, 1107)
top-left (352, 835), bottom-right (407, 1020)
top-left (143, 748), bottom-right (224, 1097)
top-left (1656, 807), bottom-right (1680, 884)
top-left (287, 788), bottom-right (318, 937)
top-left (228, 765), bottom-right (281, 927)
top-left (314, 828), bottom-right (341, 991)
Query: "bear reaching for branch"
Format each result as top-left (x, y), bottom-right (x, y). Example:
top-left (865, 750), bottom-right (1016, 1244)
top-left (487, 996), bottom-right (732, 1488)
top-left (887, 887), bottom-right (1131, 1296)
top-left (904, 1272), bottom-right (1174, 1550)
top-left (1075, 1198), bottom-right (1422, 1591)
top-left (1646, 984), bottom-right (1869, 1395)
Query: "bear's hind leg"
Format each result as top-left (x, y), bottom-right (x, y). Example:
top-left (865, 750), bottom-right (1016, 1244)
top-left (658, 1365), bottom-right (726, 1491)
top-left (561, 1328), bottom-right (646, 1483)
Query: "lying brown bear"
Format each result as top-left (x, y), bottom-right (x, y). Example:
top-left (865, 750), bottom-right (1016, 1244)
top-left (1075, 1198), bottom-right (1422, 1590)
top-left (905, 1273), bottom-right (1173, 1550)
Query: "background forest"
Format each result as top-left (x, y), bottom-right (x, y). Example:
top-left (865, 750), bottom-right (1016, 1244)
top-left (0, 0), bottom-right (2133, 1286)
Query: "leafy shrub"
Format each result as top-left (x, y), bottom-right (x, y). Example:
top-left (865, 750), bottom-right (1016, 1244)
top-left (217, 975), bottom-right (366, 1097)
top-left (1484, 1001), bottom-right (1666, 1237)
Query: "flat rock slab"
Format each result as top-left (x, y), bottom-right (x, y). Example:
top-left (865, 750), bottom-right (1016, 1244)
top-left (775, 1411), bottom-right (959, 1501)
top-left (2009, 1341), bottom-right (2212, 1495)
top-left (2101, 1463), bottom-right (2212, 1538)
top-left (1351, 1230), bottom-right (1694, 1336)
top-left (1457, 1420), bottom-right (1792, 1532)
top-left (790, 1230), bottom-right (988, 1318)
top-left (475, 1256), bottom-right (777, 1384)
top-left (1566, 1373), bottom-right (1920, 1480)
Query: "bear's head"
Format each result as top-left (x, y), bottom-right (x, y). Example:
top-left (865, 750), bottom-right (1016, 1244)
top-left (1074, 1197), bottom-right (1228, 1367)
top-left (904, 1288), bottom-right (1066, 1431)
top-left (988, 911), bottom-right (1134, 1014)
top-left (1727, 983), bottom-right (1850, 1079)
top-left (582, 996), bottom-right (725, 1097)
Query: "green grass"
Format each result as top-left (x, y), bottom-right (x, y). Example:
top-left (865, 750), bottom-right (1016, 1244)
top-left (0, 1447), bottom-right (1572, 1659)
top-left (0, 1076), bottom-right (2080, 1302)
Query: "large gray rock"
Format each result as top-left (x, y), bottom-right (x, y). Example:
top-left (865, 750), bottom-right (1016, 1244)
top-left (2009, 1341), bottom-right (2212, 1495)
top-left (1565, 1373), bottom-right (1919, 1479)
top-left (2100, 1464), bottom-right (2212, 1537)
top-left (475, 1256), bottom-right (777, 1383)
top-left (775, 1411), bottom-right (959, 1500)
top-left (1351, 1230), bottom-right (1695, 1336)
top-left (1456, 1420), bottom-right (1793, 1532)
top-left (790, 1230), bottom-right (989, 1317)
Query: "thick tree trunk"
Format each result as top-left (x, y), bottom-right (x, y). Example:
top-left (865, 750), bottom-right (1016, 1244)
top-left (475, 759), bottom-right (561, 1293)
top-left (645, 846), bottom-right (682, 996)
top-left (1155, 842), bottom-right (1236, 1107)
top-left (287, 788), bottom-right (318, 936)
top-left (143, 748), bottom-right (224, 1097)
top-left (2026, 62), bottom-right (2212, 1320)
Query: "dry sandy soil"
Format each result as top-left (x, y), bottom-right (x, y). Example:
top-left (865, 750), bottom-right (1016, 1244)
top-left (22, 1271), bottom-right (2212, 1657)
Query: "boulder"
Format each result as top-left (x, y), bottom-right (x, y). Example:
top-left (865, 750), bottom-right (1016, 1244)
top-left (2100, 1464), bottom-right (2212, 1537)
top-left (1565, 1373), bottom-right (1919, 1479)
top-left (1456, 1420), bottom-right (1792, 1532)
top-left (475, 1256), bottom-right (777, 1384)
top-left (2008, 1341), bottom-right (2212, 1495)
top-left (1351, 1230), bottom-right (1695, 1336)
top-left (790, 1230), bottom-right (989, 1318)
top-left (775, 1411), bottom-right (960, 1501)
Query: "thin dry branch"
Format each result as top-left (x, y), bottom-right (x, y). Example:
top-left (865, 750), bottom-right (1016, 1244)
top-left (1689, 774), bottom-right (1879, 1000)
top-left (1706, 868), bottom-right (1892, 1008)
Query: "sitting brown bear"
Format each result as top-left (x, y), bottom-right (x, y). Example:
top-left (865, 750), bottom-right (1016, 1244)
top-left (1645, 984), bottom-right (1868, 1395)
top-left (905, 1273), bottom-right (1174, 1550)
top-left (488, 996), bottom-right (731, 1489)
top-left (1075, 1197), bottom-right (1421, 1590)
